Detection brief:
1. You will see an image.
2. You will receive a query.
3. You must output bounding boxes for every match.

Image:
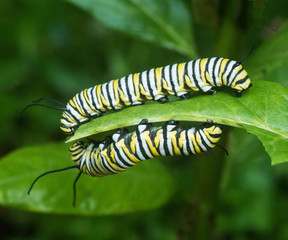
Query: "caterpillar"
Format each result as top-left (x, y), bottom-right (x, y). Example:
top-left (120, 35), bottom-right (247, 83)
top-left (28, 120), bottom-right (225, 205)
top-left (22, 50), bottom-right (253, 136)
top-left (60, 57), bottom-right (252, 135)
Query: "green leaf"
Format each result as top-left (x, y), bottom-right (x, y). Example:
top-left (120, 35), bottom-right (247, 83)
top-left (0, 142), bottom-right (175, 215)
top-left (246, 21), bottom-right (288, 87)
top-left (69, 81), bottom-right (288, 165)
top-left (67, 0), bottom-right (196, 58)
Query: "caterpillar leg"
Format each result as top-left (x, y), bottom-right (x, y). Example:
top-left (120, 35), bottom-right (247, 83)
top-left (139, 119), bottom-right (148, 125)
top-left (165, 120), bottom-right (178, 125)
top-left (207, 88), bottom-right (217, 95)
top-left (137, 119), bottom-right (152, 133)
top-left (112, 128), bottom-right (129, 142)
top-left (99, 136), bottom-right (113, 150)
top-left (179, 94), bottom-right (190, 100)
top-left (156, 96), bottom-right (169, 103)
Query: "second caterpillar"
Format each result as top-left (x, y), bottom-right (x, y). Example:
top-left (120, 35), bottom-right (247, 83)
top-left (28, 120), bottom-right (223, 205)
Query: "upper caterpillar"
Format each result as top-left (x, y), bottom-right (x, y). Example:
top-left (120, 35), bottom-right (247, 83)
top-left (60, 57), bottom-right (251, 135)
top-left (22, 50), bottom-right (253, 136)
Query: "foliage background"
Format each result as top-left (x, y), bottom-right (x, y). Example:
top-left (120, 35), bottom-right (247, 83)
top-left (0, 0), bottom-right (288, 239)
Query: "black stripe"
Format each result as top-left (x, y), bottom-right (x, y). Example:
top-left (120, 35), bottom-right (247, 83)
top-left (204, 58), bottom-right (213, 85)
top-left (192, 60), bottom-right (201, 91)
top-left (112, 141), bottom-right (134, 168)
top-left (231, 68), bottom-right (245, 86)
top-left (99, 84), bottom-right (109, 111)
top-left (185, 129), bottom-right (193, 154)
top-left (195, 130), bottom-right (206, 152)
top-left (105, 82), bottom-right (115, 110)
top-left (169, 64), bottom-right (177, 95)
top-left (235, 75), bottom-right (249, 85)
top-left (77, 93), bottom-right (88, 115)
top-left (138, 72), bottom-right (147, 100)
top-left (88, 87), bottom-right (98, 112)
top-left (146, 69), bottom-right (154, 100)
top-left (163, 125), bottom-right (171, 155)
top-left (198, 131), bottom-right (211, 151)
top-left (221, 60), bottom-right (232, 85)
top-left (91, 86), bottom-right (104, 114)
top-left (212, 58), bottom-right (220, 86)
top-left (88, 148), bottom-right (100, 175)
top-left (175, 128), bottom-right (184, 155)
top-left (136, 128), bottom-right (151, 159)
top-left (64, 108), bottom-right (80, 123)
top-left (183, 62), bottom-right (189, 89)
top-left (225, 62), bottom-right (237, 86)
top-left (160, 67), bottom-right (168, 94)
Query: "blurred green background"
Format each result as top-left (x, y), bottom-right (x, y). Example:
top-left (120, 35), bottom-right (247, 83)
top-left (1, 0), bottom-right (288, 239)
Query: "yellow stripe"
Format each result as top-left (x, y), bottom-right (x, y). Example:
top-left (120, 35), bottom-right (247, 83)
top-left (162, 78), bottom-right (174, 95)
top-left (118, 139), bottom-right (141, 163)
top-left (72, 96), bottom-right (86, 116)
top-left (60, 126), bottom-right (71, 134)
top-left (219, 58), bottom-right (229, 85)
top-left (155, 67), bottom-right (163, 95)
top-left (154, 129), bottom-right (163, 148)
top-left (139, 84), bottom-right (152, 99)
top-left (190, 132), bottom-right (201, 153)
top-left (200, 58), bottom-right (208, 85)
top-left (96, 85), bottom-right (105, 110)
top-left (118, 86), bottom-right (130, 105)
top-left (142, 131), bottom-right (160, 157)
top-left (184, 75), bottom-right (199, 91)
top-left (62, 112), bottom-right (75, 123)
top-left (83, 89), bottom-right (94, 111)
top-left (178, 131), bottom-right (185, 148)
top-left (130, 133), bottom-right (137, 153)
top-left (109, 144), bottom-right (117, 163)
top-left (112, 79), bottom-right (122, 108)
top-left (100, 93), bottom-right (110, 110)
top-left (177, 63), bottom-right (186, 92)
top-left (133, 73), bottom-right (142, 101)
top-left (101, 149), bottom-right (124, 172)
top-left (95, 149), bottom-right (109, 174)
top-left (169, 131), bottom-right (181, 155)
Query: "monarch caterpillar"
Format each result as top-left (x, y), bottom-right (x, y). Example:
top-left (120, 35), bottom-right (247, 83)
top-left (23, 50), bottom-right (253, 136)
top-left (28, 120), bottom-right (225, 205)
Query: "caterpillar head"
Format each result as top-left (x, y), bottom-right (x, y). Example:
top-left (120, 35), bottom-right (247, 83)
top-left (228, 47), bottom-right (254, 96)
top-left (229, 61), bottom-right (252, 97)
top-left (202, 122), bottom-right (222, 135)
top-left (200, 121), bottom-right (223, 147)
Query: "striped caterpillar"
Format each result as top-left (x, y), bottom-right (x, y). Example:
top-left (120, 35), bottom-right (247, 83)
top-left (59, 57), bottom-right (251, 135)
top-left (28, 120), bottom-right (224, 205)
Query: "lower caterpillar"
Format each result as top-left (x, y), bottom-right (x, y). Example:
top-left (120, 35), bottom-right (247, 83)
top-left (28, 120), bottom-right (225, 206)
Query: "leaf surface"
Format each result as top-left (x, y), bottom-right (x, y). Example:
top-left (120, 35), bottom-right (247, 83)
top-left (69, 81), bottom-right (288, 165)
top-left (67, 0), bottom-right (196, 57)
top-left (0, 142), bottom-right (175, 215)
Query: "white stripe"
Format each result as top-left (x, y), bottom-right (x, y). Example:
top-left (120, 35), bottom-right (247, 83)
top-left (186, 61), bottom-right (198, 90)
top-left (171, 64), bottom-right (178, 95)
top-left (163, 65), bottom-right (173, 93)
top-left (227, 60), bottom-right (239, 86)
top-left (187, 129), bottom-right (196, 154)
top-left (148, 68), bottom-right (158, 97)
top-left (223, 61), bottom-right (235, 86)
top-left (119, 77), bottom-right (131, 105)
top-left (214, 58), bottom-right (222, 86)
